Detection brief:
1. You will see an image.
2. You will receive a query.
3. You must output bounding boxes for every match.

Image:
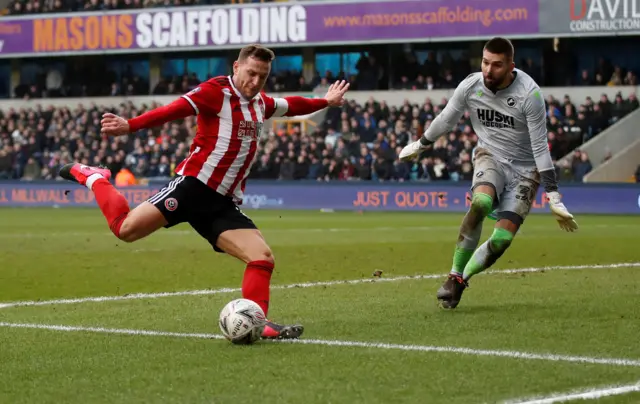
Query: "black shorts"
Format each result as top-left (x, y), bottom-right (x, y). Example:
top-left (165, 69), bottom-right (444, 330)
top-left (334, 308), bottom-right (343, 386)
top-left (147, 176), bottom-right (257, 252)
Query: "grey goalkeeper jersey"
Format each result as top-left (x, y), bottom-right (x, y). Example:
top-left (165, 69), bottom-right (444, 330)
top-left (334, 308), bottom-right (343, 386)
top-left (424, 68), bottom-right (553, 172)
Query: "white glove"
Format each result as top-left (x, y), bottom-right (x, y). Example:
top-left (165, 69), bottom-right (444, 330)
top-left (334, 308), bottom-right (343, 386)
top-left (399, 140), bottom-right (428, 162)
top-left (546, 191), bottom-right (578, 232)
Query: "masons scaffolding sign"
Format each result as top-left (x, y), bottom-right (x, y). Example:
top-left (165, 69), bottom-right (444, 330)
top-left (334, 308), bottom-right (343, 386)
top-left (0, 0), bottom-right (538, 57)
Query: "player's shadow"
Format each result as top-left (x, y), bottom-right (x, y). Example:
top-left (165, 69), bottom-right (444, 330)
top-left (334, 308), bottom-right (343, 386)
top-left (432, 299), bottom-right (578, 318)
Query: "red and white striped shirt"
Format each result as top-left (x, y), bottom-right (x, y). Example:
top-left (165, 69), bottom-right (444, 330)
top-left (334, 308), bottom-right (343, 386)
top-left (128, 75), bottom-right (328, 204)
top-left (176, 76), bottom-right (290, 203)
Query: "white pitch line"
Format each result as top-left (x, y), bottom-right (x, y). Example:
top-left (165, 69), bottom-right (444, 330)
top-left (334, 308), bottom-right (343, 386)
top-left (0, 322), bottom-right (225, 340)
top-left (504, 381), bottom-right (640, 403)
top-left (1, 322), bottom-right (640, 368)
top-left (0, 223), bottom-right (634, 239)
top-left (0, 262), bottom-right (638, 310)
top-left (0, 226), bottom-right (456, 238)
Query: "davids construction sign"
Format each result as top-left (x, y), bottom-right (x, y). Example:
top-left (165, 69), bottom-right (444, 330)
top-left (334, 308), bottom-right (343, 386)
top-left (540, 0), bottom-right (640, 34)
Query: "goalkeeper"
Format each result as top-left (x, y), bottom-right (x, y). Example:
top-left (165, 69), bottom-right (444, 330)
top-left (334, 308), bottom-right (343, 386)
top-left (399, 37), bottom-right (578, 309)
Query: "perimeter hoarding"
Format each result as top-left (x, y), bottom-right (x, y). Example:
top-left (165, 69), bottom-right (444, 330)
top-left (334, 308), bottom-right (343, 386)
top-left (0, 182), bottom-right (638, 214)
top-left (0, 0), bottom-right (538, 57)
top-left (539, 0), bottom-right (640, 35)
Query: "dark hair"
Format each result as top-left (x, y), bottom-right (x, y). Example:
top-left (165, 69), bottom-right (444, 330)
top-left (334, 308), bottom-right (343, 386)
top-left (238, 44), bottom-right (275, 63)
top-left (483, 37), bottom-right (514, 61)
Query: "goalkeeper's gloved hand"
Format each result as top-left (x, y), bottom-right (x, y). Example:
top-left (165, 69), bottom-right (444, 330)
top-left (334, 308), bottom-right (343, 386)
top-left (399, 141), bottom-right (428, 162)
top-left (546, 191), bottom-right (578, 232)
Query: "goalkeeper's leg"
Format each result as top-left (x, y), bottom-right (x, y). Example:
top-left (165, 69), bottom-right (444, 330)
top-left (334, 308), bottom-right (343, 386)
top-left (449, 149), bottom-right (504, 276)
top-left (462, 174), bottom-right (538, 282)
top-left (461, 216), bottom-right (519, 282)
top-left (439, 216), bottom-right (519, 309)
top-left (438, 185), bottom-right (495, 308)
top-left (442, 174), bottom-right (538, 308)
top-left (450, 187), bottom-right (495, 276)
top-left (438, 149), bottom-right (508, 309)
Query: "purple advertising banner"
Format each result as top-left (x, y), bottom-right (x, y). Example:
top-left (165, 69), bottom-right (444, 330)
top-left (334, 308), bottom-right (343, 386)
top-left (0, 183), bottom-right (638, 214)
top-left (0, 0), bottom-right (539, 57)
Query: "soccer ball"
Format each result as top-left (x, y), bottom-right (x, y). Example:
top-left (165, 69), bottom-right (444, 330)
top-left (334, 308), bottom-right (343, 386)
top-left (219, 298), bottom-right (266, 345)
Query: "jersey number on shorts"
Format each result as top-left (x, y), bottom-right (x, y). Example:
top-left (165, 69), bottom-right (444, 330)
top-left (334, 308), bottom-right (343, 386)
top-left (515, 185), bottom-right (533, 203)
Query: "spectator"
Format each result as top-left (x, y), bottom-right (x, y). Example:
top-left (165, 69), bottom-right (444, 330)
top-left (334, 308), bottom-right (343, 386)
top-left (355, 157), bottom-right (371, 180)
top-left (573, 151), bottom-right (593, 182)
top-left (611, 93), bottom-right (628, 122)
top-left (579, 69), bottom-right (593, 86)
top-left (115, 166), bottom-right (137, 186)
top-left (22, 157), bottom-right (41, 180)
top-left (278, 156), bottom-right (295, 180)
top-left (0, 148), bottom-right (10, 179)
top-left (393, 158), bottom-right (410, 181)
top-left (313, 78), bottom-right (330, 94)
top-left (624, 71), bottom-right (637, 86)
top-left (307, 156), bottom-right (322, 180)
top-left (373, 155), bottom-right (391, 181)
top-left (293, 155), bottom-right (309, 180)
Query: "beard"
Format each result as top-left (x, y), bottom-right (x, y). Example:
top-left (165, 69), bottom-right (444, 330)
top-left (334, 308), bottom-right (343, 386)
top-left (483, 73), bottom-right (509, 92)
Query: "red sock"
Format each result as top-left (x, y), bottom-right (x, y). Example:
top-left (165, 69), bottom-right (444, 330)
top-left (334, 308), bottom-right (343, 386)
top-left (242, 260), bottom-right (274, 317)
top-left (92, 178), bottom-right (130, 238)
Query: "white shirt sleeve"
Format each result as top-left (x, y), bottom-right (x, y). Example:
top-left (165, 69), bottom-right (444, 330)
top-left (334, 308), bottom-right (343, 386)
top-left (423, 76), bottom-right (470, 142)
top-left (523, 88), bottom-right (554, 172)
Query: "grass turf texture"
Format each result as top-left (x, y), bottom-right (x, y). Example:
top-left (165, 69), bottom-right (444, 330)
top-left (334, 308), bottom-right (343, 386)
top-left (1, 208), bottom-right (639, 404)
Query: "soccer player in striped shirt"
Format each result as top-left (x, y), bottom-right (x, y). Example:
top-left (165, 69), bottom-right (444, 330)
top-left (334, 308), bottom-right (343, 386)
top-left (58, 44), bottom-right (350, 339)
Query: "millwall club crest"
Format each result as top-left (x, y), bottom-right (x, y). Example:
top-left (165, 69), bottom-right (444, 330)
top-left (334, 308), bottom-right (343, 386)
top-left (506, 97), bottom-right (516, 108)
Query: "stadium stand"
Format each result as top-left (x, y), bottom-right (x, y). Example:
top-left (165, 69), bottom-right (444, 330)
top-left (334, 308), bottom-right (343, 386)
top-left (0, 87), bottom-right (636, 183)
top-left (9, 49), bottom-right (637, 101)
top-left (2, 0), bottom-right (639, 184)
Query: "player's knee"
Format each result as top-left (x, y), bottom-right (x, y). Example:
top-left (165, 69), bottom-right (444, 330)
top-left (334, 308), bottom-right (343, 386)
top-left (116, 220), bottom-right (138, 243)
top-left (470, 192), bottom-right (494, 217)
top-left (248, 246), bottom-right (275, 267)
top-left (489, 227), bottom-right (514, 253)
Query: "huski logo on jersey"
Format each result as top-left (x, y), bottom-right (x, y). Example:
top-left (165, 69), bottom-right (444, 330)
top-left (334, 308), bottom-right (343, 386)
top-left (477, 109), bottom-right (515, 129)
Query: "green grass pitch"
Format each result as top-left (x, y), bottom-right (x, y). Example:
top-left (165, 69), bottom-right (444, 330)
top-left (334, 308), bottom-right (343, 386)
top-left (1, 208), bottom-right (639, 403)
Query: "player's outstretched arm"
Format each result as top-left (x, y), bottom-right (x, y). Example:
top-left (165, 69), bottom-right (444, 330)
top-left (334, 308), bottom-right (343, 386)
top-left (263, 80), bottom-right (350, 119)
top-left (101, 100), bottom-right (194, 137)
top-left (101, 82), bottom-right (222, 137)
top-left (399, 79), bottom-right (468, 162)
top-left (524, 88), bottom-right (578, 232)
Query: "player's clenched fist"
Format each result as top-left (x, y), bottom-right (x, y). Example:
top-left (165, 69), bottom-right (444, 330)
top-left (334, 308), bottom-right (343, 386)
top-left (101, 113), bottom-right (131, 137)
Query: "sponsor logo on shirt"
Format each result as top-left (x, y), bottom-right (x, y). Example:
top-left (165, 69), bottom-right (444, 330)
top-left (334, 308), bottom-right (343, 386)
top-left (476, 109), bottom-right (516, 130)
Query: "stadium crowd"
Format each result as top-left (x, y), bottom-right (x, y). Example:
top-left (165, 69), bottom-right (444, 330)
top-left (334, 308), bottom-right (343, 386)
top-left (0, 86), bottom-right (637, 183)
